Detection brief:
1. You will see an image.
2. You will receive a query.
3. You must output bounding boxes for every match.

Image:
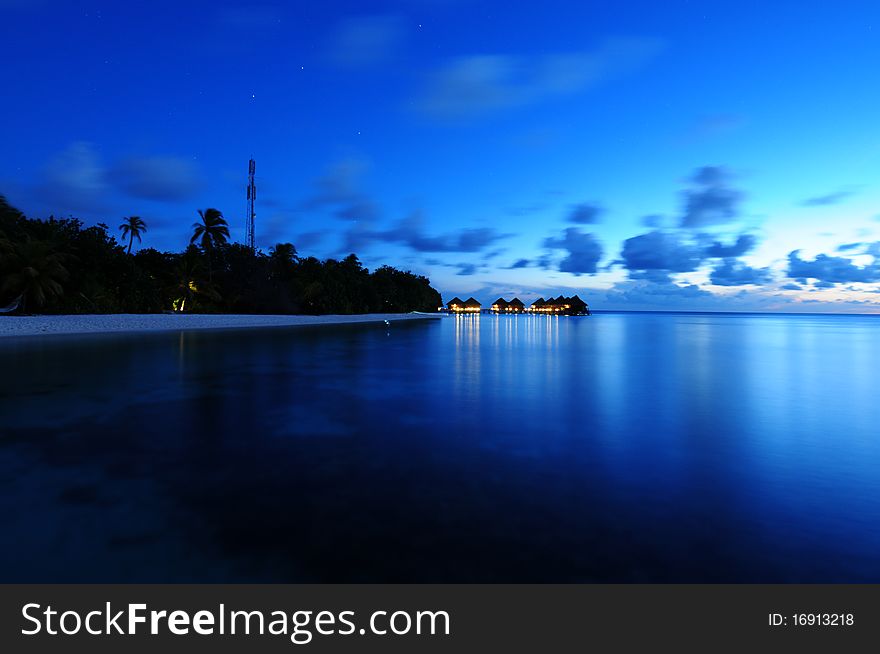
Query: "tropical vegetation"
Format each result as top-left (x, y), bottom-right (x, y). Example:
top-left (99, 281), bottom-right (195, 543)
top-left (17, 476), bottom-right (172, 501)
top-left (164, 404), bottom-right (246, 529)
top-left (118, 216), bottom-right (146, 255)
top-left (0, 195), bottom-right (442, 315)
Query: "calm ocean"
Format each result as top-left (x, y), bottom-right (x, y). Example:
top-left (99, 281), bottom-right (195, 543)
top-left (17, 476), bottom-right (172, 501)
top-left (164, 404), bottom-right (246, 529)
top-left (1, 312), bottom-right (879, 581)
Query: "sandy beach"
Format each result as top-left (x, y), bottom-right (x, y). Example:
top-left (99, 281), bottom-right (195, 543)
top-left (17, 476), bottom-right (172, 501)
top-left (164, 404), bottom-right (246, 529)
top-left (0, 313), bottom-right (442, 339)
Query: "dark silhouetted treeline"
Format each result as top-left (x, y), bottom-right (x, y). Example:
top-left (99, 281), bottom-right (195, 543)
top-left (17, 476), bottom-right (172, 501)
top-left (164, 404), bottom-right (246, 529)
top-left (0, 196), bottom-right (442, 315)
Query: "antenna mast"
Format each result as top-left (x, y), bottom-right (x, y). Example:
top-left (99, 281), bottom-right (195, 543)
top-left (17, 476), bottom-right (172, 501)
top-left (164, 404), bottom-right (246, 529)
top-left (245, 158), bottom-right (256, 250)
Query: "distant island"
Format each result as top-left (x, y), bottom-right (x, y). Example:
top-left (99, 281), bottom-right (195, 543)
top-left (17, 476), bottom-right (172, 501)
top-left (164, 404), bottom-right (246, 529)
top-left (444, 295), bottom-right (590, 316)
top-left (0, 196), bottom-right (441, 316)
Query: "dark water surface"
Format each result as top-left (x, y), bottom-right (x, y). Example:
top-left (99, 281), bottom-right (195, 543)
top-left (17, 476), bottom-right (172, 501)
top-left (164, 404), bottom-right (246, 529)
top-left (2, 312), bottom-right (879, 582)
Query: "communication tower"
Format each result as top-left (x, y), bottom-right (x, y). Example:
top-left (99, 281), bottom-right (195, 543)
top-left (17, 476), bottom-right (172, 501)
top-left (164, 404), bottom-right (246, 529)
top-left (245, 158), bottom-right (256, 250)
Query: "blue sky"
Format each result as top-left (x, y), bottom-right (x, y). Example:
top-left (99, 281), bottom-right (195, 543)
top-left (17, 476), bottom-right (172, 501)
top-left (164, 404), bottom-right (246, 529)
top-left (3, 0), bottom-right (880, 311)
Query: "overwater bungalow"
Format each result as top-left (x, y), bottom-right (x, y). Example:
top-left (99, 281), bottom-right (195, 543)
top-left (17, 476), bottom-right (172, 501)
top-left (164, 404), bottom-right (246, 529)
top-left (527, 295), bottom-right (590, 315)
top-left (446, 294), bottom-right (588, 315)
top-left (508, 297), bottom-right (526, 313)
top-left (491, 298), bottom-right (510, 313)
top-left (447, 297), bottom-right (465, 312)
top-left (567, 295), bottom-right (589, 315)
top-left (463, 297), bottom-right (482, 313)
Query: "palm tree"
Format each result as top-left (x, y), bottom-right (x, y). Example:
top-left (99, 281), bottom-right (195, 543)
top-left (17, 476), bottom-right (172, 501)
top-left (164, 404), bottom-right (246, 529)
top-left (118, 216), bottom-right (147, 254)
top-left (190, 208), bottom-right (229, 280)
top-left (269, 242), bottom-right (297, 264)
top-left (1, 239), bottom-right (70, 312)
top-left (269, 242), bottom-right (298, 280)
top-left (170, 257), bottom-right (220, 312)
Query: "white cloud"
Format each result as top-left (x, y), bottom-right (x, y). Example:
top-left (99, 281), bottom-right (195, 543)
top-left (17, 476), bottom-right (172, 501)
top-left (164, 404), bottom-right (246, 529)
top-left (415, 37), bottom-right (664, 120)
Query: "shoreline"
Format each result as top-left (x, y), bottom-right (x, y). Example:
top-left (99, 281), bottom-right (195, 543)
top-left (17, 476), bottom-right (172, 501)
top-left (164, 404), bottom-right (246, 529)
top-left (0, 313), bottom-right (442, 339)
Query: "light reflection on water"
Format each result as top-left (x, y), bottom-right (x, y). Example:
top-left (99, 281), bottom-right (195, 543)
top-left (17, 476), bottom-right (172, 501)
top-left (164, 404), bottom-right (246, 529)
top-left (1, 312), bottom-right (879, 581)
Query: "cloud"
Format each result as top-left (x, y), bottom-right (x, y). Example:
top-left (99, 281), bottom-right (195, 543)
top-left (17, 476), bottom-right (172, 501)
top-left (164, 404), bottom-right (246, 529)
top-left (327, 15), bottom-right (405, 68)
top-left (567, 202), bottom-right (603, 224)
top-left (341, 221), bottom-right (378, 252)
top-left (600, 279), bottom-right (714, 309)
top-left (304, 158), bottom-right (381, 231)
top-left (282, 158), bottom-right (381, 251)
top-left (704, 233), bottom-right (757, 258)
top-left (543, 228), bottom-right (603, 275)
top-left (620, 230), bottom-right (704, 274)
top-left (800, 190), bottom-right (855, 207)
top-left (258, 211), bottom-right (296, 248)
top-left (455, 277), bottom-right (877, 313)
top-left (334, 198), bottom-right (380, 223)
top-left (680, 166), bottom-right (744, 228)
top-left (415, 37), bottom-right (663, 120)
top-left (375, 212), bottom-right (509, 252)
top-left (293, 231), bottom-right (325, 250)
top-left (507, 258), bottom-right (531, 269)
top-left (305, 159), bottom-right (507, 256)
top-left (628, 269), bottom-right (675, 283)
top-left (109, 156), bottom-right (203, 201)
top-left (305, 158), bottom-right (370, 209)
top-left (836, 242), bottom-right (864, 252)
top-left (709, 258), bottom-right (772, 286)
top-left (641, 214), bottom-right (665, 228)
top-left (780, 282), bottom-right (802, 290)
top-left (787, 250), bottom-right (880, 285)
top-left (36, 142), bottom-right (108, 213)
top-left (30, 142), bottom-right (206, 217)
top-left (422, 258), bottom-right (488, 276)
top-left (596, 278), bottom-right (806, 312)
top-left (342, 211), bottom-right (508, 254)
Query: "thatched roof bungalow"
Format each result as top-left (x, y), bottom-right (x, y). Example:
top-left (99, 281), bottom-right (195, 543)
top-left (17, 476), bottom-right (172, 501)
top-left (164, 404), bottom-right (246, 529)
top-left (508, 297), bottom-right (525, 313)
top-left (528, 294), bottom-right (590, 315)
top-left (491, 298), bottom-right (510, 313)
top-left (447, 296), bottom-right (465, 312)
top-left (463, 297), bottom-right (482, 312)
top-left (567, 294), bottom-right (590, 315)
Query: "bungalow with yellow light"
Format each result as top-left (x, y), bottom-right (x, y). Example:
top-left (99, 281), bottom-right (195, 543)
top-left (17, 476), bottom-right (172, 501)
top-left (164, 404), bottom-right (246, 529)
top-left (526, 295), bottom-right (590, 315)
top-left (508, 297), bottom-right (526, 313)
top-left (491, 298), bottom-right (510, 313)
top-left (446, 296), bottom-right (465, 312)
top-left (463, 297), bottom-right (482, 313)
top-left (446, 294), bottom-right (587, 315)
top-left (445, 296), bottom-right (482, 313)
